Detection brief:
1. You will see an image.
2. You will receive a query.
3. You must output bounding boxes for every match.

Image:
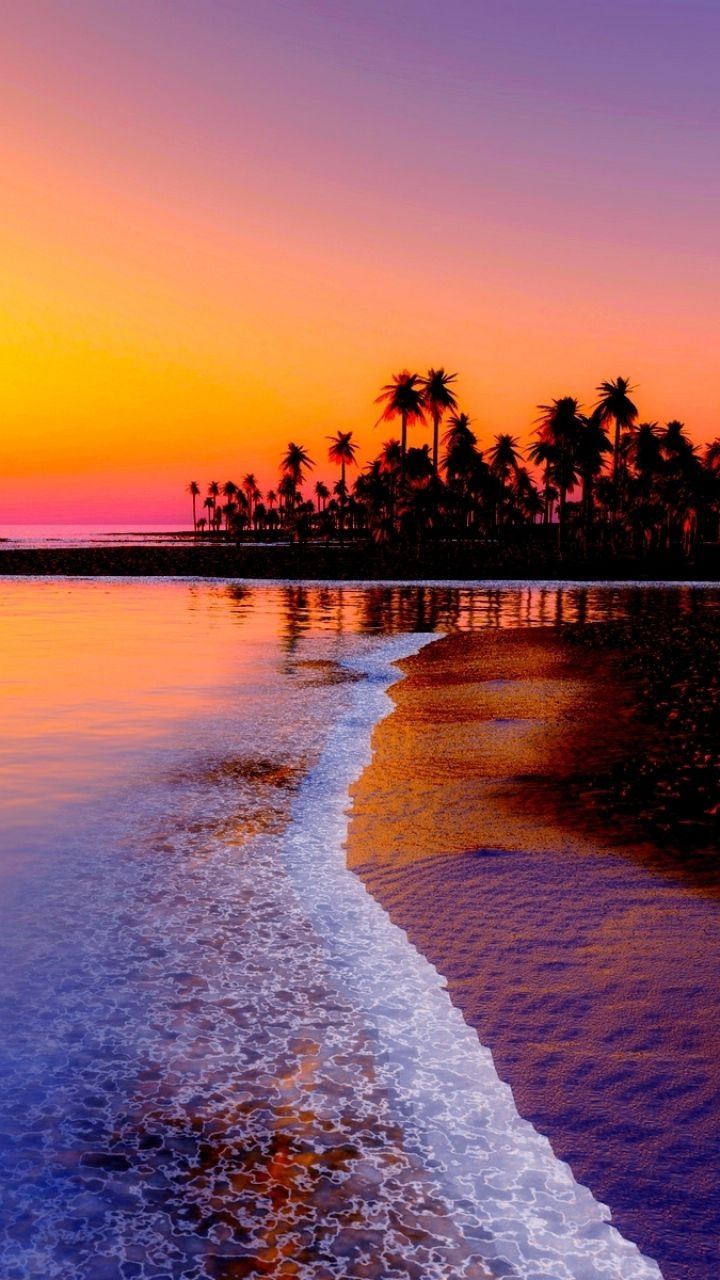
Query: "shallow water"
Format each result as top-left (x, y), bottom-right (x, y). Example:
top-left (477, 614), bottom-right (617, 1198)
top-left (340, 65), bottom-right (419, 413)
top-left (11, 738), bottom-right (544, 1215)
top-left (0, 523), bottom-right (193, 548)
top-left (0, 579), bottom-right (711, 1279)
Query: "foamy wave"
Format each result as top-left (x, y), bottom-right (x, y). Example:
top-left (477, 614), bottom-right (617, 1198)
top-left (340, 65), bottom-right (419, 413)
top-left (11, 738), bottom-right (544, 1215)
top-left (282, 633), bottom-right (663, 1280)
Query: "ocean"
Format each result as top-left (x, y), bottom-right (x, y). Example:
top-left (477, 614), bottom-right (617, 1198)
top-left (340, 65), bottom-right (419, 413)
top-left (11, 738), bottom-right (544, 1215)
top-left (0, 578), bottom-right (712, 1279)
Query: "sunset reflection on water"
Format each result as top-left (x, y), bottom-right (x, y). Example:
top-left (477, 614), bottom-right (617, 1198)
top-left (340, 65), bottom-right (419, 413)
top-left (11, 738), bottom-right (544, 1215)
top-left (0, 578), bottom-right (710, 1279)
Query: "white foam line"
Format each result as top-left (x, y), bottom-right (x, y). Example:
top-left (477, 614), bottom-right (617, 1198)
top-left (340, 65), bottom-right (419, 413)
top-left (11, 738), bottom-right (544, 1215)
top-left (281, 631), bottom-right (663, 1280)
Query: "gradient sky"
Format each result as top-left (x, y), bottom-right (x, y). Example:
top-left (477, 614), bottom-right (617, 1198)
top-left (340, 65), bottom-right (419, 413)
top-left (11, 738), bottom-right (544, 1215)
top-left (2, 0), bottom-right (719, 522)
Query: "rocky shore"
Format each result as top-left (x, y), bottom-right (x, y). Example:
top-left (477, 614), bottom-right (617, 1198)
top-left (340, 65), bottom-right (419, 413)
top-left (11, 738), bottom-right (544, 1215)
top-left (565, 606), bottom-right (720, 860)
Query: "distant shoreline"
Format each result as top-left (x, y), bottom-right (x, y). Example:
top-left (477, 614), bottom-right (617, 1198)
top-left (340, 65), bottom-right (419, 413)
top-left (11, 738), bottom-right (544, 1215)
top-left (1, 541), bottom-right (719, 581)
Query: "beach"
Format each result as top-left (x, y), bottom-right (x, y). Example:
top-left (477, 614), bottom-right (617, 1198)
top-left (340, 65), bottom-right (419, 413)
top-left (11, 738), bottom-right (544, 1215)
top-left (348, 626), bottom-right (720, 1280)
top-left (2, 578), bottom-right (718, 1279)
top-left (1, 578), bottom-right (674, 1280)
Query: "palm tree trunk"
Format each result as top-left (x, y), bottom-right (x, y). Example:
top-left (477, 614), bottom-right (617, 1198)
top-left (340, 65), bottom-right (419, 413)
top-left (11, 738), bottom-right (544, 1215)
top-left (339, 460), bottom-right (346, 546)
top-left (558, 486), bottom-right (566, 554)
top-left (582, 470), bottom-right (593, 550)
top-left (401, 411), bottom-right (407, 475)
top-left (432, 410), bottom-right (440, 473)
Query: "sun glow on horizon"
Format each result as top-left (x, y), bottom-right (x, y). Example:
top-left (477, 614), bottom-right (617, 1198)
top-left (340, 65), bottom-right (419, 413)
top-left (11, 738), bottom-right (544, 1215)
top-left (2, 0), bottom-right (718, 522)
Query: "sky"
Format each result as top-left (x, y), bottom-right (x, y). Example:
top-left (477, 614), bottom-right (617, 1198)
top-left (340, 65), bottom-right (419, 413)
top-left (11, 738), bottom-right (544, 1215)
top-left (1, 0), bottom-right (719, 522)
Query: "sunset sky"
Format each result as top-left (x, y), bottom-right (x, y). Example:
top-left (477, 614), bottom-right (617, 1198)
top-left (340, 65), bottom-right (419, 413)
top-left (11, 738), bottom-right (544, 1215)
top-left (2, 0), bottom-right (718, 523)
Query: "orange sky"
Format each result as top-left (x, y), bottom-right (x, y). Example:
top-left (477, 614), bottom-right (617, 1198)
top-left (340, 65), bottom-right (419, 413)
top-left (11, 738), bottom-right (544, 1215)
top-left (2, 2), bottom-right (718, 523)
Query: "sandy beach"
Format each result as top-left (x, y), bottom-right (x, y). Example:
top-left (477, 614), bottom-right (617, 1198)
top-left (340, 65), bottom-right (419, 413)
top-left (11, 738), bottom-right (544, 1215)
top-left (348, 628), bottom-right (720, 1280)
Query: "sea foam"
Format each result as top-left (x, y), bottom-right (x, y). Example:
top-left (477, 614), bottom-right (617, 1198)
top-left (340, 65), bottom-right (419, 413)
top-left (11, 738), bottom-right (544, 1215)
top-left (282, 632), bottom-right (663, 1280)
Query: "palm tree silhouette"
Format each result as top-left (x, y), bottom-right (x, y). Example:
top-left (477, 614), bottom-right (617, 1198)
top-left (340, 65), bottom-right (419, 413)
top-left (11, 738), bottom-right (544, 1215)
top-left (314, 480), bottom-right (330, 513)
top-left (526, 435), bottom-right (555, 526)
top-left (420, 368), bottom-right (458, 473)
top-left (242, 474), bottom-right (257, 524)
top-left (327, 431), bottom-right (358, 544)
top-left (534, 398), bottom-right (584, 549)
top-left (594, 377), bottom-right (638, 492)
top-left (575, 410), bottom-right (612, 543)
top-left (222, 481), bottom-right (238, 532)
top-left (280, 443), bottom-right (314, 488)
top-left (488, 434), bottom-right (524, 530)
top-left (442, 414), bottom-right (482, 534)
top-left (626, 422), bottom-right (662, 492)
top-left (186, 481), bottom-right (200, 531)
top-left (327, 430), bottom-right (359, 491)
top-left (279, 444), bottom-right (314, 534)
top-left (180, 365), bottom-right (719, 565)
top-left (375, 371), bottom-right (426, 475)
top-left (207, 481), bottom-right (221, 533)
top-left (442, 412), bottom-right (475, 453)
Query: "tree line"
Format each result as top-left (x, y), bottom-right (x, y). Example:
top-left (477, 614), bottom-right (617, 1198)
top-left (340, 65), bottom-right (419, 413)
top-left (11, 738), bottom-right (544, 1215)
top-left (186, 370), bottom-right (720, 559)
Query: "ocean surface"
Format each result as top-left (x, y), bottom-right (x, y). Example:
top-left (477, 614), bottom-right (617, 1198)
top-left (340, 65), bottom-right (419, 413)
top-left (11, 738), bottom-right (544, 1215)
top-left (0, 578), bottom-right (713, 1280)
top-left (0, 523), bottom-right (193, 548)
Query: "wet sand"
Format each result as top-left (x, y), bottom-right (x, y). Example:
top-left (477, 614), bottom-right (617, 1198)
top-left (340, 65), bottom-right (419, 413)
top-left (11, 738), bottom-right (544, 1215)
top-left (347, 629), bottom-right (720, 1280)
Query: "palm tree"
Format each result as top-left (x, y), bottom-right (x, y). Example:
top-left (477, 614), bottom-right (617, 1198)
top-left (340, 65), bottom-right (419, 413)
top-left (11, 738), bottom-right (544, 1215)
top-left (702, 439), bottom-right (720, 541)
top-left (242, 473), bottom-right (257, 523)
top-left (186, 480), bottom-right (200, 531)
top-left (442, 412), bottom-right (476, 454)
top-left (657, 421), bottom-right (702, 552)
top-left (326, 436), bottom-right (358, 543)
top-left (442, 415), bottom-right (482, 534)
top-left (404, 444), bottom-right (434, 487)
top-left (704, 438), bottom-right (720, 474)
top-left (277, 474), bottom-right (297, 527)
top-left (420, 368), bottom-right (458, 472)
top-left (222, 481), bottom-right (238, 532)
top-left (314, 480), bottom-right (330, 513)
top-left (488, 434), bottom-right (523, 478)
top-left (594, 377), bottom-right (638, 491)
top-left (575, 410), bottom-right (612, 543)
top-left (378, 438), bottom-right (403, 474)
top-left (526, 435), bottom-right (555, 526)
top-left (512, 467), bottom-right (544, 524)
top-left (488, 434), bottom-right (524, 529)
top-left (661, 419), bottom-right (696, 462)
top-left (375, 371), bottom-right (426, 474)
top-left (627, 422), bottom-right (662, 481)
top-left (280, 443), bottom-right (314, 488)
top-left (376, 438), bottom-right (403, 529)
top-left (327, 430), bottom-right (359, 490)
top-left (207, 481), bottom-right (221, 532)
top-left (534, 398), bottom-right (584, 549)
top-left (221, 500), bottom-right (237, 532)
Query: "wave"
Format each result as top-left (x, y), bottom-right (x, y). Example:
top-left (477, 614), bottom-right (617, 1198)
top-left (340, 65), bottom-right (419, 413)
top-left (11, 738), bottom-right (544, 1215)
top-left (282, 632), bottom-right (663, 1280)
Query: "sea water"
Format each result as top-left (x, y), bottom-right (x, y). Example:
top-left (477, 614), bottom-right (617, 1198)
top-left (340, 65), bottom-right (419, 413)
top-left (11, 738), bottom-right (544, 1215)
top-left (0, 580), bottom-right (671, 1278)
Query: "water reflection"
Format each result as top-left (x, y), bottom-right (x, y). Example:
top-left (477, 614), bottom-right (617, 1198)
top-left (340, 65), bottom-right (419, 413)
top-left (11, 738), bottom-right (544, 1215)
top-left (220, 579), bottom-right (718, 652)
top-left (0, 578), bottom-right (711, 1279)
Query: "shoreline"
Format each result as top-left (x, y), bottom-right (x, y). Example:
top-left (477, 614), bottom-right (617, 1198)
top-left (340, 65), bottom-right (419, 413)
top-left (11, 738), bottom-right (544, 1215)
top-left (281, 630), bottom-right (661, 1280)
top-left (0, 542), bottom-right (719, 581)
top-left (347, 626), bottom-right (720, 1280)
